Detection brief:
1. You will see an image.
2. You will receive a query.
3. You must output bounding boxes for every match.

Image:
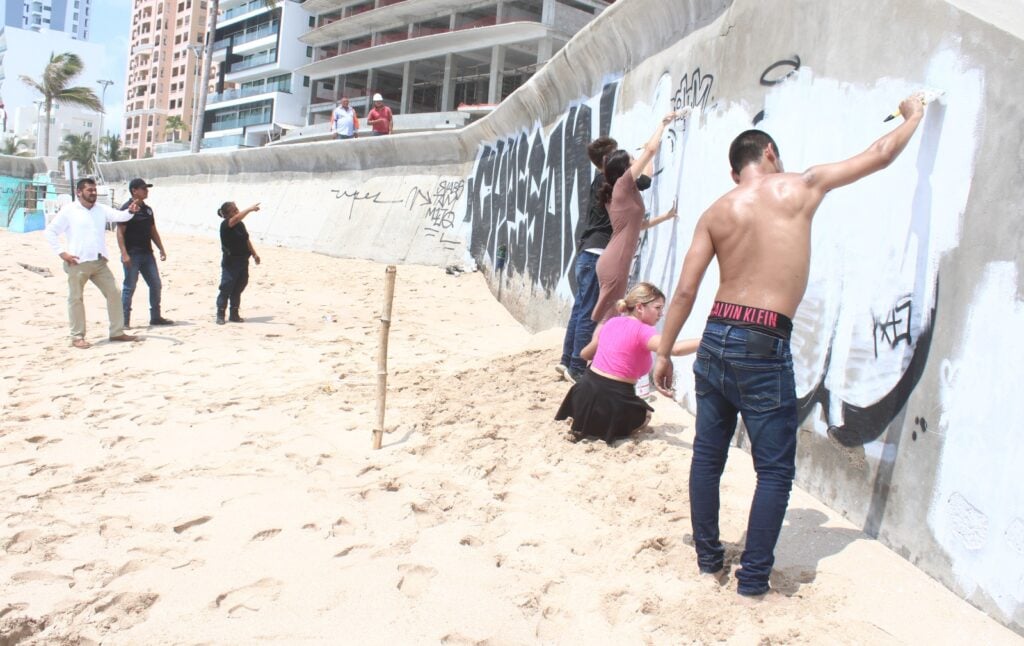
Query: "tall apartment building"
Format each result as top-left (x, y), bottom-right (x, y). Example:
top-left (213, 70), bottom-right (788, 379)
top-left (296, 0), bottom-right (610, 127)
top-left (2, 0), bottom-right (92, 39)
top-left (122, 0), bottom-right (210, 159)
top-left (199, 0), bottom-right (312, 150)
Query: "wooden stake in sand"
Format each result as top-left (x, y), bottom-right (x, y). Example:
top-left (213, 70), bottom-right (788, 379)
top-left (372, 265), bottom-right (397, 450)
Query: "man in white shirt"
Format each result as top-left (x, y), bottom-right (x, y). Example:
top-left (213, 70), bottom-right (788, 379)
top-left (331, 96), bottom-right (359, 140)
top-left (44, 178), bottom-right (141, 349)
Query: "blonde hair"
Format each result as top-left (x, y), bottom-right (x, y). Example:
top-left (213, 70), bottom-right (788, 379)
top-left (615, 282), bottom-right (665, 314)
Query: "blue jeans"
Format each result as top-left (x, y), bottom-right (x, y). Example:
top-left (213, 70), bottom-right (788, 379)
top-left (560, 251), bottom-right (600, 374)
top-left (690, 322), bottom-right (797, 595)
top-left (121, 251), bottom-right (162, 323)
top-left (217, 256), bottom-right (249, 312)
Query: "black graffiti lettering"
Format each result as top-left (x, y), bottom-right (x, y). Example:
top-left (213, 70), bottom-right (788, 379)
top-left (799, 280), bottom-right (938, 447)
top-left (330, 188), bottom-right (404, 220)
top-left (464, 93), bottom-right (596, 294)
top-left (872, 296), bottom-right (913, 358)
top-left (427, 208), bottom-right (455, 229)
top-left (672, 68), bottom-right (714, 114)
top-left (759, 55), bottom-right (801, 86)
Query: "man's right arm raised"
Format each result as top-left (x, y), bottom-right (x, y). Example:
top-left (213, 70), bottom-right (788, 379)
top-left (801, 93), bottom-right (926, 200)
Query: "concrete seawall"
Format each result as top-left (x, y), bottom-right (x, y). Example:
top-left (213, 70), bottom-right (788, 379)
top-left (100, 0), bottom-right (1024, 632)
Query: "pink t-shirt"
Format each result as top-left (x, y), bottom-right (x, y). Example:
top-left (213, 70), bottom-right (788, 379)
top-left (591, 316), bottom-right (658, 380)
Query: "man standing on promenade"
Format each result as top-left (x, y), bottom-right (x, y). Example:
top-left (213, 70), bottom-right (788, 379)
top-left (367, 93), bottom-right (393, 136)
top-left (331, 96), bottom-right (359, 140)
top-left (117, 178), bottom-right (173, 328)
top-left (44, 178), bottom-right (141, 349)
top-left (653, 94), bottom-right (927, 596)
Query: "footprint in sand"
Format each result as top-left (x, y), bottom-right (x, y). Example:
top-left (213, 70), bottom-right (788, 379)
top-left (333, 544), bottom-right (370, 558)
top-left (396, 564), bottom-right (437, 598)
top-left (173, 516), bottom-right (212, 534)
top-left (4, 529), bottom-right (39, 554)
top-left (10, 570), bottom-right (74, 585)
top-left (212, 578), bottom-right (282, 616)
top-left (250, 529), bottom-right (281, 542)
top-left (93, 591), bottom-right (160, 630)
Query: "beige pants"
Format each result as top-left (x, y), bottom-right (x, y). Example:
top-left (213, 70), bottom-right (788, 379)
top-left (64, 258), bottom-right (124, 339)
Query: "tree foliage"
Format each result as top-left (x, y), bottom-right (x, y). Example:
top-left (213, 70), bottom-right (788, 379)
top-left (20, 52), bottom-right (102, 157)
top-left (0, 137), bottom-right (33, 157)
top-left (58, 133), bottom-right (96, 174)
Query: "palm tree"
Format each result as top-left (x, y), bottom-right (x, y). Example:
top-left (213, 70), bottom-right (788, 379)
top-left (20, 52), bottom-right (102, 157)
top-left (99, 133), bottom-right (125, 162)
top-left (58, 133), bottom-right (96, 174)
top-left (1, 136), bottom-right (34, 157)
top-left (192, 0), bottom-right (277, 153)
top-left (165, 115), bottom-right (186, 142)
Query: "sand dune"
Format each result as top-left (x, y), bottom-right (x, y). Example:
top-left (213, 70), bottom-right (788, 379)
top-left (0, 229), bottom-right (1018, 644)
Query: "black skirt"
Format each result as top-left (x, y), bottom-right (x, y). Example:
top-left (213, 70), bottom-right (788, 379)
top-left (555, 368), bottom-right (654, 444)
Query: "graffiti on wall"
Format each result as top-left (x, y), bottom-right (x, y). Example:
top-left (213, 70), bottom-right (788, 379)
top-left (328, 178), bottom-right (467, 250)
top-left (463, 55), bottom-right (980, 455)
top-left (463, 87), bottom-right (611, 294)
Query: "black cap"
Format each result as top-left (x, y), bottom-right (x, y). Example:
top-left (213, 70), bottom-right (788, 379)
top-left (129, 178), bottom-right (153, 191)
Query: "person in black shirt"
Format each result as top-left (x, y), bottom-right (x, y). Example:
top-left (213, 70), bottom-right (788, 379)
top-left (117, 178), bottom-right (173, 327)
top-left (558, 137), bottom-right (654, 382)
top-left (216, 201), bottom-right (261, 325)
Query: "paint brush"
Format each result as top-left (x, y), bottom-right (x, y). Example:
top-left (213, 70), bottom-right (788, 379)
top-left (883, 89), bottom-right (945, 122)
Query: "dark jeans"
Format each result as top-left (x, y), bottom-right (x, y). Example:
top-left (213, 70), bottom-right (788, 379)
top-left (217, 256), bottom-right (249, 312)
top-left (690, 321), bottom-right (797, 595)
top-left (121, 250), bottom-right (161, 322)
top-left (560, 250), bottom-right (600, 373)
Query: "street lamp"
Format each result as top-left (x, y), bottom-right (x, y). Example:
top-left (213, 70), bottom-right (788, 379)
top-left (188, 44), bottom-right (204, 149)
top-left (95, 79), bottom-right (114, 166)
top-left (33, 99), bottom-right (44, 155)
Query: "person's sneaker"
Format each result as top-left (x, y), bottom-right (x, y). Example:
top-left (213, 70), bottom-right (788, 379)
top-left (554, 364), bottom-right (570, 381)
top-left (228, 314), bottom-right (244, 323)
top-left (216, 315), bottom-right (226, 325)
top-left (567, 369), bottom-right (584, 383)
top-left (150, 317), bottom-right (174, 325)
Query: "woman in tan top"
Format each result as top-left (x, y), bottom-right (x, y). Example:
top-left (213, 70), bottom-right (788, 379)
top-left (592, 111), bottom-right (678, 322)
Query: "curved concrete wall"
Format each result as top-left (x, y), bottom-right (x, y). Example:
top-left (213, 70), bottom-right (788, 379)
top-left (0, 155), bottom-right (47, 179)
top-left (100, 0), bottom-right (1024, 632)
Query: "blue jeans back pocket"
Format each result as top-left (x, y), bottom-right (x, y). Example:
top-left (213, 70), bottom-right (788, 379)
top-left (732, 361), bottom-right (782, 412)
top-left (693, 351), bottom-right (713, 396)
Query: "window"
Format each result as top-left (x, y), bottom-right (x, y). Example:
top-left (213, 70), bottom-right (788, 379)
top-left (303, 76), bottom-right (309, 87)
top-left (306, 46), bottom-right (312, 57)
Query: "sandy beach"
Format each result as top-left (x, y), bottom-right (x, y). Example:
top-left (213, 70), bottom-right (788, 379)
top-left (0, 228), bottom-right (1019, 644)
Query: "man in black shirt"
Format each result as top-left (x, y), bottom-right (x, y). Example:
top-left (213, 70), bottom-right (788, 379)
top-left (558, 137), bottom-right (653, 382)
top-left (118, 178), bottom-right (173, 327)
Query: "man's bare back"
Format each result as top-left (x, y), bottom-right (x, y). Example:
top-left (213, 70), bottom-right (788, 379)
top-left (701, 173), bottom-right (820, 318)
top-left (654, 93), bottom-right (927, 395)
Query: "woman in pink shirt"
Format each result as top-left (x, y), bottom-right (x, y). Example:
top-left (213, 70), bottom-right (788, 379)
top-left (556, 282), bottom-right (697, 444)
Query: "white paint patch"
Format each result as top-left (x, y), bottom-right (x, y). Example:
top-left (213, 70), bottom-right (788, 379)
top-left (931, 261), bottom-right (1024, 616)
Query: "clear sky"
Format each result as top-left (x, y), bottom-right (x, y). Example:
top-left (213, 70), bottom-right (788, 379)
top-left (90, 0), bottom-right (132, 136)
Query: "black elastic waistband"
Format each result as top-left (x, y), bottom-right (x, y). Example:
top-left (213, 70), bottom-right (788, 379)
top-left (708, 300), bottom-right (793, 340)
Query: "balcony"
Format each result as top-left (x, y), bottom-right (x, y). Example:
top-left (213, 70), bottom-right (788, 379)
top-left (213, 22), bottom-right (279, 51)
top-left (209, 112), bottom-right (272, 132)
top-left (298, 22), bottom-right (549, 79)
top-left (229, 51), bottom-right (278, 74)
top-left (202, 134), bottom-right (248, 149)
top-left (221, 0), bottom-right (273, 23)
top-left (207, 82), bottom-right (291, 105)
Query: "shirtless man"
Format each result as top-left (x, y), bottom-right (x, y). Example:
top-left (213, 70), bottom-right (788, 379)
top-left (653, 94), bottom-right (926, 596)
